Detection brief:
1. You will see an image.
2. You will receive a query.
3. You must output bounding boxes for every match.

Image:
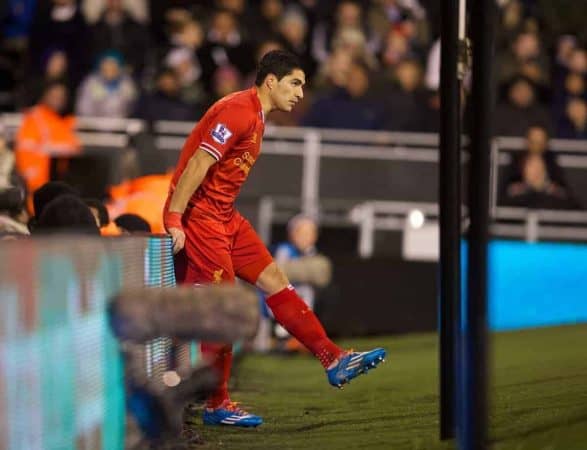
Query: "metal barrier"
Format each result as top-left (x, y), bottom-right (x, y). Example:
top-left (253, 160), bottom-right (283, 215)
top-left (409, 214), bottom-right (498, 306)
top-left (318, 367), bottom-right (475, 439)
top-left (2, 114), bottom-right (586, 247)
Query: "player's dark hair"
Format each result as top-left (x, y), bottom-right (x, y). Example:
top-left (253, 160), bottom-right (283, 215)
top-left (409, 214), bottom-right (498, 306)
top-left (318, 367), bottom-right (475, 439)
top-left (255, 50), bottom-right (302, 87)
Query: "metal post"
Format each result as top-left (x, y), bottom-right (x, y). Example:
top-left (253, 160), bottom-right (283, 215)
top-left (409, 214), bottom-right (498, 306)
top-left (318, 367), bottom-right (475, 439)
top-left (439, 0), bottom-right (462, 440)
top-left (461, 0), bottom-right (495, 448)
top-left (301, 131), bottom-right (321, 218)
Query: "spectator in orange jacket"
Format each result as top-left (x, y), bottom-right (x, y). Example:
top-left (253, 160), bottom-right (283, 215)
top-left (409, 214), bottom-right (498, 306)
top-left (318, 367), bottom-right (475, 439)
top-left (15, 81), bottom-right (81, 193)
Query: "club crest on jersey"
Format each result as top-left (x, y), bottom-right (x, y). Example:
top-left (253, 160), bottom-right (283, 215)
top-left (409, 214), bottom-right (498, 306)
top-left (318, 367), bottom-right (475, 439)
top-left (211, 123), bottom-right (233, 145)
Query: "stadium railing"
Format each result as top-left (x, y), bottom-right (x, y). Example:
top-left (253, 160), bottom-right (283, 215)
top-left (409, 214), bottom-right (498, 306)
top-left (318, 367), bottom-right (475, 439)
top-left (2, 113), bottom-right (587, 250)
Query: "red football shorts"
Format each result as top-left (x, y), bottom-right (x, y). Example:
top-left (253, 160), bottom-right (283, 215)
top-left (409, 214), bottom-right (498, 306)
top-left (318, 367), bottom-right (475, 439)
top-left (173, 209), bottom-right (273, 285)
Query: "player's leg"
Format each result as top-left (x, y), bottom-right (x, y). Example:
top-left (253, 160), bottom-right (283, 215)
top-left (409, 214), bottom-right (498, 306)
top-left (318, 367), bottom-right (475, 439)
top-left (180, 217), bottom-right (239, 412)
top-left (232, 214), bottom-right (386, 387)
top-left (182, 214), bottom-right (262, 427)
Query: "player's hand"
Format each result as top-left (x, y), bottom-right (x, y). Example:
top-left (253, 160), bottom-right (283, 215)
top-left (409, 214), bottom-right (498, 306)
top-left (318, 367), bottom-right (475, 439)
top-left (168, 227), bottom-right (186, 254)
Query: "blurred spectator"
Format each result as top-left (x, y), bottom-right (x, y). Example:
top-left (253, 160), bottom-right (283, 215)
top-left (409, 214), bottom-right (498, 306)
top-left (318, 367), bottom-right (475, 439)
top-left (303, 59), bottom-right (384, 130)
top-left (168, 18), bottom-right (204, 52)
top-left (84, 197), bottom-right (109, 227)
top-left (368, 0), bottom-right (429, 57)
top-left (91, 0), bottom-right (151, 76)
top-left (114, 212), bottom-right (151, 233)
top-left (28, 0), bottom-right (89, 88)
top-left (278, 7), bottom-right (316, 80)
top-left (133, 69), bottom-right (199, 122)
top-left (107, 173), bottom-right (171, 233)
top-left (206, 65), bottom-right (242, 107)
top-left (379, 28), bottom-right (413, 71)
top-left (248, 0), bottom-right (284, 45)
top-left (0, 127), bottom-right (29, 235)
top-left (332, 27), bottom-right (377, 70)
top-left (313, 48), bottom-right (353, 94)
top-left (165, 47), bottom-right (206, 108)
top-left (494, 76), bottom-right (551, 136)
top-left (502, 126), bottom-right (578, 209)
top-left (31, 180), bottom-right (79, 225)
top-left (557, 98), bottom-right (587, 140)
top-left (552, 71), bottom-right (586, 124)
top-left (34, 193), bottom-right (100, 234)
top-left (312, 0), bottom-right (369, 64)
top-left (75, 51), bottom-right (138, 118)
top-left (197, 9), bottom-right (256, 89)
top-left (497, 32), bottom-right (550, 89)
top-left (19, 48), bottom-right (72, 109)
top-left (2, 0), bottom-right (36, 42)
top-left (381, 59), bottom-right (430, 131)
top-left (82, 0), bottom-right (149, 24)
top-left (496, 0), bottom-right (527, 49)
top-left (15, 82), bottom-right (81, 193)
top-left (271, 214), bottom-right (320, 353)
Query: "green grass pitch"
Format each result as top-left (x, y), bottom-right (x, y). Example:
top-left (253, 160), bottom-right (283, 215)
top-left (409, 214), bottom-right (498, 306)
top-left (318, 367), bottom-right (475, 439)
top-left (195, 325), bottom-right (587, 450)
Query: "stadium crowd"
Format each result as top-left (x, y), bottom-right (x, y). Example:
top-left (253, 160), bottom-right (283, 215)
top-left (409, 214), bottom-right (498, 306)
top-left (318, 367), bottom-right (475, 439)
top-left (0, 0), bottom-right (585, 135)
top-left (0, 0), bottom-right (586, 236)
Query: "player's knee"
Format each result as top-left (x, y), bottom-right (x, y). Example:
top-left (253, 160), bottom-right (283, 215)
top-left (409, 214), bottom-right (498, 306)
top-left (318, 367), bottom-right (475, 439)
top-left (257, 262), bottom-right (289, 295)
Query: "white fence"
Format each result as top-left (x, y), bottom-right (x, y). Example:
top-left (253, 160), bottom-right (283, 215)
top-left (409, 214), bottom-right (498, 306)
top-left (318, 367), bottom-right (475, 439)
top-left (3, 114), bottom-right (587, 255)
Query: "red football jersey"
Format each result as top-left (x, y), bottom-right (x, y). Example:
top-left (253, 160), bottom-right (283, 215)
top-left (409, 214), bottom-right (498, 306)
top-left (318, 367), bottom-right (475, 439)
top-left (170, 87), bottom-right (265, 221)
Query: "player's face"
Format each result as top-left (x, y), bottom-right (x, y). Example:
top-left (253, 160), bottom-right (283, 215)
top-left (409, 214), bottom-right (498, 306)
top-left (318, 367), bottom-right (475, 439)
top-left (272, 69), bottom-right (305, 112)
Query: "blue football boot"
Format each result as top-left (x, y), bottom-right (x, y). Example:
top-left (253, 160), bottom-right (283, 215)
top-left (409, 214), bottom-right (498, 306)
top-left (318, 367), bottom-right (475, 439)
top-left (202, 400), bottom-right (263, 427)
top-left (327, 348), bottom-right (387, 388)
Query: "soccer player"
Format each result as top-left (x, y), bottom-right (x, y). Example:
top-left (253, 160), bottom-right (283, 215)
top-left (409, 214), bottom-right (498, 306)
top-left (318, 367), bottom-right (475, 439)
top-left (163, 50), bottom-right (386, 428)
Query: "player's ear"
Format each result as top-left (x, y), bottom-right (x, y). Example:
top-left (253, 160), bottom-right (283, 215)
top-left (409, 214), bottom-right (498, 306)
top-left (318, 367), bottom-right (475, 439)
top-left (266, 74), bottom-right (276, 90)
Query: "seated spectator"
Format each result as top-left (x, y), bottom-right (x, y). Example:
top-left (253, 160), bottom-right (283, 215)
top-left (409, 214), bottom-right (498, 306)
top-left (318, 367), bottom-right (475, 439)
top-left (76, 51), bottom-right (138, 117)
top-left (494, 76), bottom-right (551, 136)
top-left (15, 82), bottom-right (81, 193)
top-left (34, 194), bottom-right (100, 235)
top-left (165, 47), bottom-right (206, 108)
top-left (19, 48), bottom-right (73, 110)
top-left (91, 0), bottom-right (150, 76)
top-left (197, 9), bottom-right (256, 89)
top-left (0, 130), bottom-right (29, 235)
top-left (557, 98), bottom-right (587, 140)
top-left (0, 186), bottom-right (29, 236)
top-left (205, 65), bottom-right (243, 108)
top-left (114, 213), bottom-right (151, 233)
top-left (28, 0), bottom-right (89, 88)
top-left (29, 180), bottom-right (80, 230)
top-left (247, 0), bottom-right (284, 46)
top-left (312, 48), bottom-right (353, 95)
top-left (271, 214), bottom-right (320, 353)
top-left (303, 60), bottom-right (384, 130)
top-left (552, 71), bottom-right (586, 123)
top-left (379, 28), bottom-right (413, 72)
top-left (501, 126), bottom-right (579, 209)
top-left (278, 7), bottom-right (316, 80)
top-left (497, 32), bottom-right (550, 88)
top-left (381, 59), bottom-right (431, 132)
top-left (133, 69), bottom-right (199, 122)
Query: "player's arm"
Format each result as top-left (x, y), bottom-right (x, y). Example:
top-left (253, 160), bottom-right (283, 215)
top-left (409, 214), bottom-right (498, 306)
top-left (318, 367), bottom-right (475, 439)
top-left (169, 149), bottom-right (216, 214)
top-left (164, 149), bottom-right (216, 253)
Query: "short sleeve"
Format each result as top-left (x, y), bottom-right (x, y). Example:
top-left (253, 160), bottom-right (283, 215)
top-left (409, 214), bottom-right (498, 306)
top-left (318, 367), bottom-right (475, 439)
top-left (199, 106), bottom-right (252, 161)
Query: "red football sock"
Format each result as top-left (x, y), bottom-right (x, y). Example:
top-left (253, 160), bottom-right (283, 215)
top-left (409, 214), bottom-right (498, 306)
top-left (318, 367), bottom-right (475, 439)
top-left (200, 342), bottom-right (233, 408)
top-left (266, 285), bottom-right (343, 368)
